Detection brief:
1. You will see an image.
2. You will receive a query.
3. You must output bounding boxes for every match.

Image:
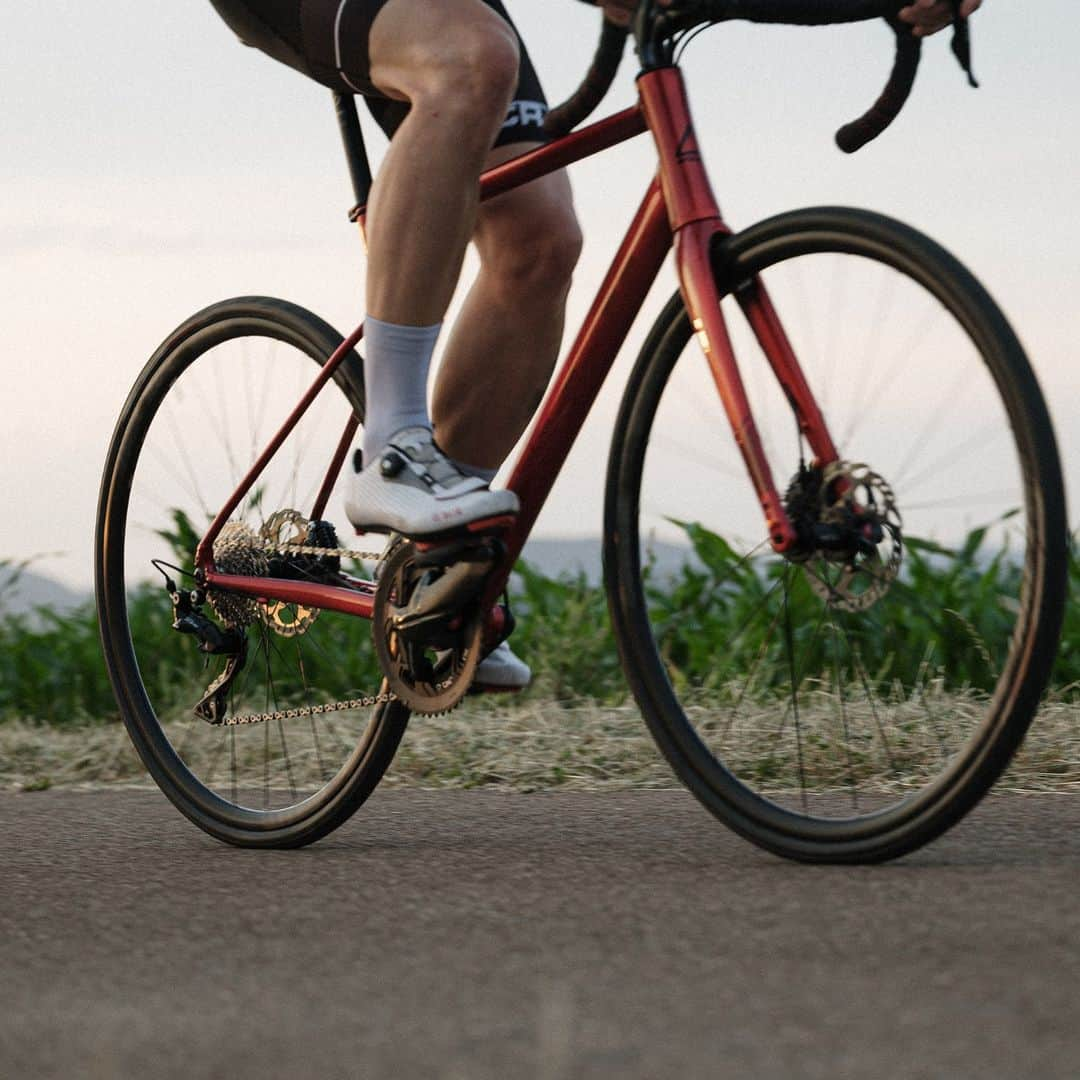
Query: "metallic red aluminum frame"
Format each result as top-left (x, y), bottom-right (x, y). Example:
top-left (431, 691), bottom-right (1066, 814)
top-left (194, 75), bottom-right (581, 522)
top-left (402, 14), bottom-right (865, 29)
top-left (199, 73), bottom-right (839, 619)
top-left (637, 67), bottom-right (837, 552)
top-left (197, 105), bottom-right (655, 616)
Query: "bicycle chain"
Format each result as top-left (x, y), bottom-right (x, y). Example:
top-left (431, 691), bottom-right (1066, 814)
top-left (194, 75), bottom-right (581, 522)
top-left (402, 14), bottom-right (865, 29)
top-left (217, 689), bottom-right (398, 727)
top-left (210, 534), bottom-right (467, 726)
top-left (269, 539), bottom-right (385, 562)
top-left (211, 534), bottom-right (394, 726)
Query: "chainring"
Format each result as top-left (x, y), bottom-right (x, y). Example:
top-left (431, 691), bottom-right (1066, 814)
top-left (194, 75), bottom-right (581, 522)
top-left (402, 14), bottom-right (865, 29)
top-left (372, 539), bottom-right (484, 715)
top-left (804, 461), bottom-right (903, 613)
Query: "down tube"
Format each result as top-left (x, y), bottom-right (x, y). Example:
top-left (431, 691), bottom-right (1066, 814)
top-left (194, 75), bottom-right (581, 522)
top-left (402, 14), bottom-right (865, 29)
top-left (497, 180), bottom-right (672, 578)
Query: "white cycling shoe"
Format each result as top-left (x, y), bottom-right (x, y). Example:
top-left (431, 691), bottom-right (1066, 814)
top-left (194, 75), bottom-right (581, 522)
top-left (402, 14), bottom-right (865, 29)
top-left (473, 640), bottom-right (532, 693)
top-left (345, 426), bottom-right (518, 537)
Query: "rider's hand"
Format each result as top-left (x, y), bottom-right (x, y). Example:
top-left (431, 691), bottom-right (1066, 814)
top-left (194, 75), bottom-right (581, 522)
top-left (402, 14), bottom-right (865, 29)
top-left (599, 0), bottom-right (671, 29)
top-left (898, 0), bottom-right (982, 38)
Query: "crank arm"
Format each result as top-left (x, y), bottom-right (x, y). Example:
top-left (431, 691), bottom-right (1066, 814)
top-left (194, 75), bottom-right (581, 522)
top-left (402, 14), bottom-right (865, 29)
top-left (392, 556), bottom-right (495, 639)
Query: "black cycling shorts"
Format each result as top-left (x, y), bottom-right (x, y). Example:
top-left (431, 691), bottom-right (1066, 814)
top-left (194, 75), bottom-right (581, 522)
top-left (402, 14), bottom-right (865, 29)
top-left (208, 0), bottom-right (551, 146)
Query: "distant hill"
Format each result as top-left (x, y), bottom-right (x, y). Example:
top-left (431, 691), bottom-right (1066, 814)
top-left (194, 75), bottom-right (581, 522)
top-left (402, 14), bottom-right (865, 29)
top-left (0, 566), bottom-right (88, 617)
top-left (0, 537), bottom-right (695, 620)
top-left (520, 536), bottom-right (694, 585)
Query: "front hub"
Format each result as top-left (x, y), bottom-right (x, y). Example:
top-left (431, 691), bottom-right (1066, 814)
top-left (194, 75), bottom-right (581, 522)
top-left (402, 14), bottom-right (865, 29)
top-left (784, 461), bottom-right (903, 612)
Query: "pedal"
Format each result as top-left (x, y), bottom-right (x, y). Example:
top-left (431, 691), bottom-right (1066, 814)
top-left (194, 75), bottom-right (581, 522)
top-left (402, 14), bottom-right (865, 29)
top-left (391, 555), bottom-right (494, 641)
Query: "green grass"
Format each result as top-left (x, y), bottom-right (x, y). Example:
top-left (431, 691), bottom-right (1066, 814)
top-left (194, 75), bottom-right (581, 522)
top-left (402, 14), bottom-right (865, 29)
top-left (1, 520), bottom-right (1077, 735)
top-left (4, 693), bottom-right (1079, 795)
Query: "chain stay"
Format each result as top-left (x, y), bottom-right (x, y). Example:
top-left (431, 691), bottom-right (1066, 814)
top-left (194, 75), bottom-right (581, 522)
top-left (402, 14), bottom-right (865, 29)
top-left (209, 530), bottom-right (393, 726)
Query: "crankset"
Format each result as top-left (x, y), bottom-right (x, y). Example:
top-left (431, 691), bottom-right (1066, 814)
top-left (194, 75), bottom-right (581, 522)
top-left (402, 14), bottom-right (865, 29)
top-left (372, 535), bottom-right (502, 714)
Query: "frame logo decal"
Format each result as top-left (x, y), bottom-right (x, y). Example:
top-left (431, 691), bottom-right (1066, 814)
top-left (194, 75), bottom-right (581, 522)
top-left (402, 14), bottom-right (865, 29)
top-left (676, 124), bottom-right (702, 163)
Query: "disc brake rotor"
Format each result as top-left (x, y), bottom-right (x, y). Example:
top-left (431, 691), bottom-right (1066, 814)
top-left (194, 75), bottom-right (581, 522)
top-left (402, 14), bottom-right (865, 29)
top-left (805, 462), bottom-right (903, 613)
top-left (373, 539), bottom-right (485, 715)
top-left (258, 509), bottom-right (320, 637)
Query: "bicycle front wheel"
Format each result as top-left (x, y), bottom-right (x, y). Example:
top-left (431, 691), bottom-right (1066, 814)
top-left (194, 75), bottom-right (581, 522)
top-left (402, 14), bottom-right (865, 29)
top-left (96, 297), bottom-right (410, 848)
top-left (605, 208), bottom-right (1066, 863)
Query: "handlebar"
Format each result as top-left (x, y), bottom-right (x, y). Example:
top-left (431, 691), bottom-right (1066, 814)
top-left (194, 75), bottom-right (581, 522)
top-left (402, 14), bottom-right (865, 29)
top-left (543, 18), bottom-right (630, 139)
top-left (690, 0), bottom-right (928, 153)
top-left (835, 14), bottom-right (922, 152)
top-left (546, 0), bottom-right (978, 153)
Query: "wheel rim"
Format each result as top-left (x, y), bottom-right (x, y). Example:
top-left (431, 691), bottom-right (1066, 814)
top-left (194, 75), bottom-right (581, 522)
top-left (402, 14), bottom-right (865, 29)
top-left (622, 236), bottom-right (1048, 838)
top-left (100, 311), bottom-right (396, 825)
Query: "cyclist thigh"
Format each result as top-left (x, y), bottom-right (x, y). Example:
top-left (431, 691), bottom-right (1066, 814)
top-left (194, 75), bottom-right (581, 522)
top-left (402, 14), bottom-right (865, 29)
top-left (366, 0), bottom-right (519, 102)
top-left (210, 0), bottom-right (550, 148)
top-left (365, 0), bottom-right (552, 147)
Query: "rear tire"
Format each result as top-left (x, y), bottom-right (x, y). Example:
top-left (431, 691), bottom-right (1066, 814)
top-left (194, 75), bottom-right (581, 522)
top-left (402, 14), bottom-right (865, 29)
top-left (96, 297), bottom-right (410, 848)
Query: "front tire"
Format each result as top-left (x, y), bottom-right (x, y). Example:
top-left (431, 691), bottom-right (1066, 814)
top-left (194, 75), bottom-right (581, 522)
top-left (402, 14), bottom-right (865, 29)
top-left (605, 208), bottom-right (1066, 863)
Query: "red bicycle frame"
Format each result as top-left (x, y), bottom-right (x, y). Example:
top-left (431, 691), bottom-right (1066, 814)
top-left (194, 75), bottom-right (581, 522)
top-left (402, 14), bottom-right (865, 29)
top-left (195, 67), bottom-right (840, 620)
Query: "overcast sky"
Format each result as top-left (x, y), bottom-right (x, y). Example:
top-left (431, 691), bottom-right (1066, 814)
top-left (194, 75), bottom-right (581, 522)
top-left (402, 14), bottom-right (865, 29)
top-left (3, 1), bottom-right (1078, 587)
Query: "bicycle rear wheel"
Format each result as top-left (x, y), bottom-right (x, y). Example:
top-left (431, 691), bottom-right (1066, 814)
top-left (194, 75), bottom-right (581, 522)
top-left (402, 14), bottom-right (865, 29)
top-left (96, 297), bottom-right (410, 848)
top-left (605, 208), bottom-right (1066, 863)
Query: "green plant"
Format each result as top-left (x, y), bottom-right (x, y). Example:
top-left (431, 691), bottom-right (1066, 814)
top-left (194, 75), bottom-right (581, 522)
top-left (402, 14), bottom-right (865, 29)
top-left (1, 517), bottom-right (1075, 727)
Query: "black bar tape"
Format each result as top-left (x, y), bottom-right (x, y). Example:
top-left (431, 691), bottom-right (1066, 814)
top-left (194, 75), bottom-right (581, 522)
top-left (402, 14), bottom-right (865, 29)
top-left (701, 0), bottom-right (894, 26)
top-left (835, 28), bottom-right (921, 152)
top-left (543, 19), bottom-right (630, 138)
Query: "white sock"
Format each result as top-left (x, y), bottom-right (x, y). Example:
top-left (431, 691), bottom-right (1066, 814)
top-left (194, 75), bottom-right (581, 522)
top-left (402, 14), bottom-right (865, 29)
top-left (361, 316), bottom-right (441, 467)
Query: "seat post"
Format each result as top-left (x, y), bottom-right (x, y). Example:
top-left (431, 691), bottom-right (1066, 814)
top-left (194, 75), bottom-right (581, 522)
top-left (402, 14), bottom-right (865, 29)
top-left (333, 91), bottom-right (373, 220)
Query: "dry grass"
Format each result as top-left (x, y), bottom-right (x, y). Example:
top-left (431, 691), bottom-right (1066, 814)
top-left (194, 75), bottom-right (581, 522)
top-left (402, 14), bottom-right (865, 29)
top-left (3, 693), bottom-right (1079, 796)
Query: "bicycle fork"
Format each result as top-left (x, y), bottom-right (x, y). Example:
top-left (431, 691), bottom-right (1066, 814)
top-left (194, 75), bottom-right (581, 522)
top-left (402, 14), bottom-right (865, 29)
top-left (640, 67), bottom-right (839, 554)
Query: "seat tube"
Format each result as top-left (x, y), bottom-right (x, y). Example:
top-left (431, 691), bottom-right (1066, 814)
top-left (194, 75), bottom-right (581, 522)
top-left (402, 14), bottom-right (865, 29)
top-left (638, 69), bottom-right (798, 552)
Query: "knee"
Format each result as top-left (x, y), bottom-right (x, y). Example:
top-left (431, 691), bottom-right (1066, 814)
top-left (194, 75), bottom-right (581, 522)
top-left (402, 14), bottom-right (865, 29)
top-left (403, 25), bottom-right (520, 125)
top-left (483, 206), bottom-right (583, 294)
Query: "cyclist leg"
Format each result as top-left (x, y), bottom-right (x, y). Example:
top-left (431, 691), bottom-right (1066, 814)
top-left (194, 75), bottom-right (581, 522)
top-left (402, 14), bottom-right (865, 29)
top-left (363, 0), bottom-right (519, 326)
top-left (345, 0), bottom-right (527, 533)
top-left (432, 146), bottom-right (581, 472)
top-left (208, 0), bottom-right (535, 533)
top-left (210, 0), bottom-right (516, 327)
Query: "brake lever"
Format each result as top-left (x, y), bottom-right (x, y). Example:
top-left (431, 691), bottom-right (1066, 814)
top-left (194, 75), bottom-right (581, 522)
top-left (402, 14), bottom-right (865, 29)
top-left (949, 3), bottom-right (979, 88)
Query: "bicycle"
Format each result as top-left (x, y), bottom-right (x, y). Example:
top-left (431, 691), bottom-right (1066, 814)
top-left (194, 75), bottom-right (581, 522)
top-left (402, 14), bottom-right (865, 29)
top-left (95, 0), bottom-right (1066, 863)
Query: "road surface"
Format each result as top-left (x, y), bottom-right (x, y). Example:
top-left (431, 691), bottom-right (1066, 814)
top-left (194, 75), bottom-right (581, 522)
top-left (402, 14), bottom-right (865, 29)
top-left (3, 789), bottom-right (1079, 1078)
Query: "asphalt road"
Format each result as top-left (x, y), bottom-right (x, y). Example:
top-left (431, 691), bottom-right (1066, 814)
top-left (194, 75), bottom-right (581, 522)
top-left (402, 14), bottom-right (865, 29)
top-left (3, 789), bottom-right (1079, 1079)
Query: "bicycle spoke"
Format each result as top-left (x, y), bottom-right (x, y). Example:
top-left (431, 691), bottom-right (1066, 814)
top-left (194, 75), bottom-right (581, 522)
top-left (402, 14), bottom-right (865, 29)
top-left (827, 617), bottom-right (859, 808)
top-left (622, 224), bottom-right (1057, 849)
top-left (780, 573), bottom-right (809, 811)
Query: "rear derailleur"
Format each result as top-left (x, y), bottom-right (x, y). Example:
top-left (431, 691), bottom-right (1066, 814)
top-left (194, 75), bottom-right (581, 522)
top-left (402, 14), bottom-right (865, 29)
top-left (166, 579), bottom-right (247, 724)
